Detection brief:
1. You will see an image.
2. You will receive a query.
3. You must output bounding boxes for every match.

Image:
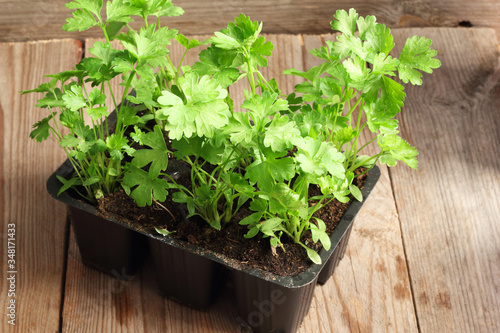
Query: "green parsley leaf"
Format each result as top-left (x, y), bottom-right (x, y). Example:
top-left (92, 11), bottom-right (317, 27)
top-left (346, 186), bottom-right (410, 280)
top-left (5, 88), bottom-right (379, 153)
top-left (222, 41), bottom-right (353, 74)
top-left (192, 46), bottom-right (241, 88)
top-left (331, 8), bottom-right (358, 36)
top-left (294, 136), bottom-right (345, 178)
top-left (176, 34), bottom-right (204, 50)
top-left (89, 41), bottom-right (119, 65)
top-left (356, 15), bottom-right (377, 40)
top-left (263, 115), bottom-right (300, 152)
top-left (30, 114), bottom-right (55, 142)
top-left (105, 0), bottom-right (137, 24)
top-left (131, 125), bottom-right (170, 178)
top-left (398, 35), bottom-right (441, 85)
top-left (245, 149), bottom-right (295, 191)
top-left (123, 165), bottom-right (170, 207)
top-left (62, 85), bottom-right (86, 111)
top-left (364, 23), bottom-right (394, 56)
top-left (106, 133), bottom-right (134, 162)
top-left (378, 133), bottom-right (418, 169)
top-left (157, 73), bottom-right (230, 139)
top-left (63, 9), bottom-right (98, 32)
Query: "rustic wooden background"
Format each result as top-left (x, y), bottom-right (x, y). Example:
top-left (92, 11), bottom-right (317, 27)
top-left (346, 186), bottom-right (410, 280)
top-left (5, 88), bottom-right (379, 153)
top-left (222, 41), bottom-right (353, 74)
top-left (1, 1), bottom-right (500, 332)
top-left (1, 0), bottom-right (500, 42)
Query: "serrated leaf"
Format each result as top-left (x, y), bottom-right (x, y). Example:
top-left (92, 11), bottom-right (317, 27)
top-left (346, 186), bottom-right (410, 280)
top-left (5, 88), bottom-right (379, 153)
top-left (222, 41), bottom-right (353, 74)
top-left (106, 0), bottom-right (137, 24)
top-left (294, 137), bottom-right (345, 178)
top-left (363, 75), bottom-right (405, 126)
top-left (261, 183), bottom-right (305, 214)
top-left (157, 73), bottom-right (230, 139)
top-left (364, 23), bottom-right (394, 55)
top-left (250, 36), bottom-right (273, 67)
top-left (245, 152), bottom-right (295, 191)
top-left (263, 115), bottom-right (300, 152)
top-left (241, 91), bottom-right (288, 123)
top-left (63, 9), bottom-right (98, 32)
top-left (62, 85), bottom-right (86, 111)
top-left (357, 15), bottom-right (377, 40)
top-left (60, 134), bottom-right (81, 148)
top-left (372, 53), bottom-right (399, 76)
top-left (66, 0), bottom-right (103, 16)
top-left (343, 56), bottom-right (370, 83)
top-left (331, 8), bottom-right (358, 36)
top-left (333, 126), bottom-right (356, 147)
top-left (106, 134), bottom-right (134, 162)
top-left (225, 111), bottom-right (256, 147)
top-left (378, 134), bottom-right (418, 169)
top-left (89, 41), bottom-right (119, 65)
top-left (398, 35), bottom-right (441, 85)
top-left (30, 114), bottom-right (55, 142)
top-left (212, 31), bottom-right (241, 50)
top-left (131, 125), bottom-right (170, 177)
top-left (123, 165), bottom-right (169, 206)
top-left (87, 106), bottom-right (108, 120)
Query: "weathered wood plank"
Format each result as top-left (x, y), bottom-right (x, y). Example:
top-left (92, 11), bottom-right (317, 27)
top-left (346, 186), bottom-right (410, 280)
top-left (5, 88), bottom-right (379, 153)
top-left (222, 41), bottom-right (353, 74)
top-left (390, 28), bottom-right (500, 332)
top-left (1, 0), bottom-right (500, 42)
top-left (0, 39), bottom-right (83, 332)
top-left (296, 34), bottom-right (419, 333)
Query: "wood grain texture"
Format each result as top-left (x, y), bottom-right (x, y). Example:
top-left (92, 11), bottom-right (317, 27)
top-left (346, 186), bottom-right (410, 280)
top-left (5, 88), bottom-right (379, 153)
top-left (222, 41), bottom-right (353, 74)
top-left (1, 0), bottom-right (500, 42)
top-left (389, 28), bottom-right (500, 332)
top-left (0, 39), bottom-right (82, 332)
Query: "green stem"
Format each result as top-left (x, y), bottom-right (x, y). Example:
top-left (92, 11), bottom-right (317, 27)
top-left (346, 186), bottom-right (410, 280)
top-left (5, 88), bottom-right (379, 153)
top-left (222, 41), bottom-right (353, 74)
top-left (243, 50), bottom-right (257, 96)
top-left (176, 49), bottom-right (188, 79)
top-left (100, 25), bottom-right (110, 43)
top-left (117, 69), bottom-right (136, 132)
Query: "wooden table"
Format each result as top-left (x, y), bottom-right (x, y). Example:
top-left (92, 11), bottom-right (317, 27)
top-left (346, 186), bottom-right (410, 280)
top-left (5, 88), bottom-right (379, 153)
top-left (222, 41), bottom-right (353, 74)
top-left (1, 27), bottom-right (499, 332)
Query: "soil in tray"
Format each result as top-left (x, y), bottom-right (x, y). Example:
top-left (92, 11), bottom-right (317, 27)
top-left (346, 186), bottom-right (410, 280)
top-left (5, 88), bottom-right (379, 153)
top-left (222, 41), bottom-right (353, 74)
top-left (97, 169), bottom-right (367, 276)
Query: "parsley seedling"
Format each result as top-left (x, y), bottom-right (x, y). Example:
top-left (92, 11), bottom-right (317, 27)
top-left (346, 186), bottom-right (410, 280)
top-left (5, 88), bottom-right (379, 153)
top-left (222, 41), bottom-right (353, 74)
top-left (27, 3), bottom-right (440, 266)
top-left (25, 0), bottom-right (192, 204)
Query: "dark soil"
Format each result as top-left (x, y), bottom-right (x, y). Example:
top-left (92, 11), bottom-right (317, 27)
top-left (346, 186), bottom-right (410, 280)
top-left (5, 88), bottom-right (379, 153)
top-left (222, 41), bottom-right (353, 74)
top-left (97, 169), bottom-right (367, 276)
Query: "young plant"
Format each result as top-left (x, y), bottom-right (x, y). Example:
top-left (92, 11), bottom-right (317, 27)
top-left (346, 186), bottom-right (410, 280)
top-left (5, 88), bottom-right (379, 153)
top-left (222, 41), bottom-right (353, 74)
top-left (284, 8), bottom-right (441, 175)
top-left (150, 14), bottom-right (277, 229)
top-left (25, 0), bottom-right (191, 204)
top-left (240, 9), bottom-right (441, 264)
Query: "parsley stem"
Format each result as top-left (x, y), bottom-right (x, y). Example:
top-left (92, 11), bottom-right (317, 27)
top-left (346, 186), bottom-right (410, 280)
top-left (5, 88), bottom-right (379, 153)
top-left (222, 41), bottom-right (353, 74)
top-left (100, 25), bottom-right (110, 43)
top-left (117, 69), bottom-right (136, 132)
top-left (176, 49), bottom-right (188, 79)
